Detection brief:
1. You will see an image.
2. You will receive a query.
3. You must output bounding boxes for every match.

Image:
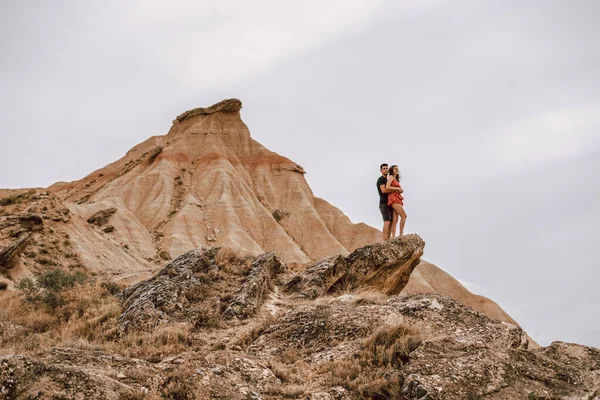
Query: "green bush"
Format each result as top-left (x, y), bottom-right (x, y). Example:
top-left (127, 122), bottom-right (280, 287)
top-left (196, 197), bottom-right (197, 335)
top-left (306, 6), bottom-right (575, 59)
top-left (17, 269), bottom-right (87, 308)
top-left (100, 281), bottom-right (123, 296)
top-left (0, 190), bottom-right (35, 206)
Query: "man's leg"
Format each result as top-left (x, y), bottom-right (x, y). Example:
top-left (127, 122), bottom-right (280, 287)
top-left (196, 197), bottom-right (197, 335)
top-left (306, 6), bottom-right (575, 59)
top-left (379, 204), bottom-right (393, 240)
top-left (382, 220), bottom-right (391, 241)
top-left (390, 210), bottom-right (398, 238)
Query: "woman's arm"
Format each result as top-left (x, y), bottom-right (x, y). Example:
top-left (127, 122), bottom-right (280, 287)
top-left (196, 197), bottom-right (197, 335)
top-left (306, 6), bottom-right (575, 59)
top-left (386, 176), bottom-right (402, 192)
top-left (385, 176), bottom-right (394, 190)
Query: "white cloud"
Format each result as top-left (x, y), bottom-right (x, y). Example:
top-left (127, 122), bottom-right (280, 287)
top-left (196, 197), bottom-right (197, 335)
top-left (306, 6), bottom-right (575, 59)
top-left (118, 0), bottom-right (387, 88)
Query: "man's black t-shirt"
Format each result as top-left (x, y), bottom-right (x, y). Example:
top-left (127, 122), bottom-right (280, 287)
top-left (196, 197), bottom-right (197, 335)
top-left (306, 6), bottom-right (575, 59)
top-left (377, 176), bottom-right (388, 205)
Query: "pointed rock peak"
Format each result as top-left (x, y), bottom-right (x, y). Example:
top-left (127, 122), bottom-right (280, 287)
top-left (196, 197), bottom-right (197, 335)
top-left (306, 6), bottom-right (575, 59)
top-left (174, 98), bottom-right (243, 124)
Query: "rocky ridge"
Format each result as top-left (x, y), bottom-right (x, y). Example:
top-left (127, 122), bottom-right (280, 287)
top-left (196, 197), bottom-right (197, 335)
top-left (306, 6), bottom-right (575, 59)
top-left (1, 236), bottom-right (598, 399)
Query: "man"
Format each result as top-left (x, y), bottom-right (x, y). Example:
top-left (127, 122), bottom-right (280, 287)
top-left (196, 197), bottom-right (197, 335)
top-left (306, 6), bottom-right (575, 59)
top-left (376, 163), bottom-right (401, 240)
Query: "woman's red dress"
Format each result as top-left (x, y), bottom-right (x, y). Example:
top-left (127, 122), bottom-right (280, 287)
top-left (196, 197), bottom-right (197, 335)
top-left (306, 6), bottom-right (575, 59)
top-left (387, 178), bottom-right (404, 206)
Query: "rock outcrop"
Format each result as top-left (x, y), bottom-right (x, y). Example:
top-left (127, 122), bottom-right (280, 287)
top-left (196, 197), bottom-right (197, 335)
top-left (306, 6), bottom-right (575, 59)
top-left (117, 247), bottom-right (284, 332)
top-left (0, 233), bottom-right (31, 268)
top-left (118, 247), bottom-right (223, 332)
top-left (285, 234), bottom-right (425, 298)
top-left (1, 236), bottom-right (598, 399)
top-left (226, 253), bottom-right (283, 319)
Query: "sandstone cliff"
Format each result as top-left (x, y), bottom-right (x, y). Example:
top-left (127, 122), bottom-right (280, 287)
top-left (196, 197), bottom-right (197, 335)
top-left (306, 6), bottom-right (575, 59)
top-left (48, 98), bottom-right (379, 266)
top-left (0, 99), bottom-right (525, 336)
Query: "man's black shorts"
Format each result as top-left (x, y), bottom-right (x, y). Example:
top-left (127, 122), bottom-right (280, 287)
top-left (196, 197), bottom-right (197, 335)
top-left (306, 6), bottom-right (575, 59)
top-left (379, 203), bottom-right (392, 222)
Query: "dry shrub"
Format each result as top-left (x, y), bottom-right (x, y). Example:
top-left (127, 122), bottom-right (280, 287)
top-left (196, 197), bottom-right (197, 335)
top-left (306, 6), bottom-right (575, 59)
top-left (236, 314), bottom-right (277, 349)
top-left (267, 360), bottom-right (293, 382)
top-left (215, 246), bottom-right (254, 275)
top-left (192, 302), bottom-right (221, 328)
top-left (354, 373), bottom-right (404, 400)
top-left (324, 358), bottom-right (405, 399)
top-left (0, 282), bottom-right (7, 291)
top-left (0, 281), bottom-right (122, 354)
top-left (118, 323), bottom-right (196, 361)
top-left (328, 358), bottom-right (362, 386)
top-left (152, 324), bottom-right (194, 346)
top-left (352, 290), bottom-right (388, 305)
top-left (278, 346), bottom-right (307, 364)
top-left (160, 369), bottom-right (196, 400)
top-left (287, 262), bottom-right (306, 273)
top-left (325, 272), bottom-right (357, 295)
top-left (362, 324), bottom-right (422, 368)
top-left (100, 280), bottom-right (123, 295)
top-left (263, 384), bottom-right (306, 398)
top-left (19, 311), bottom-right (57, 333)
top-left (215, 246), bottom-right (239, 266)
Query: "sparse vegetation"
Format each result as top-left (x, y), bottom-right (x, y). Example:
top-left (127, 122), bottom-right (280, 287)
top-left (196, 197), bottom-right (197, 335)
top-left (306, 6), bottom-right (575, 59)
top-left (263, 384), bottom-right (306, 398)
top-left (35, 256), bottom-right (55, 265)
top-left (0, 279), bottom-right (121, 354)
top-left (160, 371), bottom-right (195, 400)
top-left (0, 190), bottom-right (35, 206)
top-left (16, 269), bottom-right (87, 309)
top-left (272, 209), bottom-right (290, 223)
top-left (363, 324), bottom-right (422, 368)
top-left (236, 314), bottom-right (277, 349)
top-left (0, 281), bottom-right (7, 290)
top-left (100, 281), bottom-right (123, 296)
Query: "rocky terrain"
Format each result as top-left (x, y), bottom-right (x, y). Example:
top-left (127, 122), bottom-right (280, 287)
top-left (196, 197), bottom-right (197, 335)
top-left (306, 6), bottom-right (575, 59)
top-left (2, 99), bottom-right (596, 398)
top-left (1, 237), bottom-right (598, 399)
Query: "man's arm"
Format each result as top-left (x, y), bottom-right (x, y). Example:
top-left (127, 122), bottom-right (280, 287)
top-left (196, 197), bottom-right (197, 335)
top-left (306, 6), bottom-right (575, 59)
top-left (380, 184), bottom-right (400, 194)
top-left (383, 177), bottom-right (402, 193)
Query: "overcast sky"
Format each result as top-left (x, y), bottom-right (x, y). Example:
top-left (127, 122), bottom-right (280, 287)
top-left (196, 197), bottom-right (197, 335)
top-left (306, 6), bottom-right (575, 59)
top-left (1, 0), bottom-right (599, 347)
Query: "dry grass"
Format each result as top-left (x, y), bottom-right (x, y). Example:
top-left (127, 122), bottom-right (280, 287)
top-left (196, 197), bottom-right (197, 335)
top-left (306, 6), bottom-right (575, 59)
top-left (324, 271), bottom-right (358, 295)
top-left (303, 323), bottom-right (423, 398)
top-left (362, 323), bottom-right (422, 368)
top-left (0, 280), bottom-right (209, 362)
top-left (320, 357), bottom-right (405, 399)
top-left (263, 384), bottom-right (306, 398)
top-left (0, 282), bottom-right (121, 354)
top-left (352, 290), bottom-right (388, 305)
top-left (267, 359), bottom-right (293, 382)
top-left (215, 246), bottom-right (240, 266)
top-left (117, 323), bottom-right (200, 361)
top-left (236, 314), bottom-right (277, 349)
top-left (286, 262), bottom-right (307, 273)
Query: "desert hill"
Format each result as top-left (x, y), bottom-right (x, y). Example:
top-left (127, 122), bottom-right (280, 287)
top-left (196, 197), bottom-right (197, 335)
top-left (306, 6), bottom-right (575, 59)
top-left (48, 98), bottom-right (379, 265)
top-left (1, 99), bottom-right (521, 331)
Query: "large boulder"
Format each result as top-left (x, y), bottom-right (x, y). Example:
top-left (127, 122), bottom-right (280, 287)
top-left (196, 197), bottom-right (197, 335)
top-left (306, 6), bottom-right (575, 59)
top-left (117, 247), bottom-right (283, 332)
top-left (285, 234), bottom-right (425, 298)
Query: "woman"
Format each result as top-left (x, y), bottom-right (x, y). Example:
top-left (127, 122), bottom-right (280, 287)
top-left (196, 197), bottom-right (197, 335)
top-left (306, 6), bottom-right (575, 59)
top-left (386, 165), bottom-right (407, 237)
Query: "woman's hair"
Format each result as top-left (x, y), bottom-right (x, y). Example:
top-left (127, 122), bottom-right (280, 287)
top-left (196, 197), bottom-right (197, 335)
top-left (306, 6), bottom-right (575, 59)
top-left (388, 165), bottom-right (400, 181)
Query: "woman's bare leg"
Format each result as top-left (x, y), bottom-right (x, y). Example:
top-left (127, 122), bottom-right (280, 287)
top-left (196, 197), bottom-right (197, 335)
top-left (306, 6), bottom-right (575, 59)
top-left (390, 210), bottom-right (398, 238)
top-left (391, 203), bottom-right (407, 236)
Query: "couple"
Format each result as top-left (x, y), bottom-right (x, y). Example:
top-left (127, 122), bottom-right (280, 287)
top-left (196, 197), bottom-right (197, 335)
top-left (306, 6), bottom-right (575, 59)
top-left (377, 163), bottom-right (407, 240)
